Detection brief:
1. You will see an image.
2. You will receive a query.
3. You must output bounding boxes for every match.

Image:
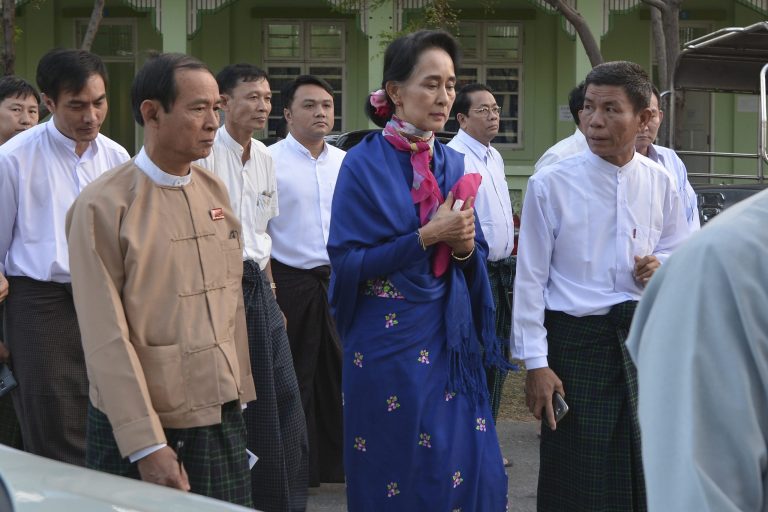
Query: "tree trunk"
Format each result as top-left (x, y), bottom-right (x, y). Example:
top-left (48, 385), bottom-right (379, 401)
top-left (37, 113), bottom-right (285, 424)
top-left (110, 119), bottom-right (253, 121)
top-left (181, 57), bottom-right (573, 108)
top-left (649, 7), bottom-right (669, 145)
top-left (2, 0), bottom-right (15, 75)
top-left (545, 0), bottom-right (603, 67)
top-left (80, 0), bottom-right (105, 52)
top-left (642, 0), bottom-right (684, 147)
top-left (641, 0), bottom-right (682, 89)
top-left (650, 7), bottom-right (667, 90)
top-left (661, 0), bottom-right (682, 89)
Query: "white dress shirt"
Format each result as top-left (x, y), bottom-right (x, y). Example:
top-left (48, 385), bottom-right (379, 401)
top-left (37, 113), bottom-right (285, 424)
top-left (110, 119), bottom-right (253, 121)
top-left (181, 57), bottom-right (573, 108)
top-left (0, 120), bottom-right (130, 282)
top-left (647, 144), bottom-right (700, 231)
top-left (196, 127), bottom-right (278, 269)
top-left (534, 128), bottom-right (588, 172)
top-left (447, 129), bottom-right (515, 261)
top-left (513, 150), bottom-right (689, 369)
top-left (267, 133), bottom-right (344, 269)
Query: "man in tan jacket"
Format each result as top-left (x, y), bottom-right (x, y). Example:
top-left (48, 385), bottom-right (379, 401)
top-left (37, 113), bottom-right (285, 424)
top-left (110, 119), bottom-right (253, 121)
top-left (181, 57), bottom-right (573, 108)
top-left (66, 53), bottom-right (256, 507)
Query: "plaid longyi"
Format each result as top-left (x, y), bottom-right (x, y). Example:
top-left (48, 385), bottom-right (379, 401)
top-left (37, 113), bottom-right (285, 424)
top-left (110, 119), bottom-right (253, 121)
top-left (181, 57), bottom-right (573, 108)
top-left (537, 301), bottom-right (646, 512)
top-left (86, 401), bottom-right (253, 508)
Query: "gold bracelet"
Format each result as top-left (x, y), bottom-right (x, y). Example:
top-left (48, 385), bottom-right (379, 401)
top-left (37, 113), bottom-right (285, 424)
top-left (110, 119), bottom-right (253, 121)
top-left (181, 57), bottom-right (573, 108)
top-left (417, 230), bottom-right (427, 251)
top-left (451, 246), bottom-right (475, 262)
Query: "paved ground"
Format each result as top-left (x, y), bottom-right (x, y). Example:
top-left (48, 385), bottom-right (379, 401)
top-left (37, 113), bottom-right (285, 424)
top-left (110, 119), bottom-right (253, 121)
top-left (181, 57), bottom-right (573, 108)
top-left (306, 419), bottom-right (540, 511)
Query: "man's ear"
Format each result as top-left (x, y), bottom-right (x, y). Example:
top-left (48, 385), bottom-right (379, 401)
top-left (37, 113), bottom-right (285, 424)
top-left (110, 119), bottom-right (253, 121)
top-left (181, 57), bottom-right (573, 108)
top-left (456, 112), bottom-right (467, 129)
top-left (140, 99), bottom-right (161, 127)
top-left (41, 93), bottom-right (55, 114)
top-left (637, 106), bottom-right (653, 132)
top-left (283, 107), bottom-right (291, 122)
top-left (219, 94), bottom-right (231, 112)
top-left (657, 108), bottom-right (665, 125)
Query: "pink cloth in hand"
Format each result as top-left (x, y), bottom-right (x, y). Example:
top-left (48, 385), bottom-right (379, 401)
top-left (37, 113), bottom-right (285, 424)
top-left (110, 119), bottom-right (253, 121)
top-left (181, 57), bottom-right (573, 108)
top-left (432, 173), bottom-right (483, 277)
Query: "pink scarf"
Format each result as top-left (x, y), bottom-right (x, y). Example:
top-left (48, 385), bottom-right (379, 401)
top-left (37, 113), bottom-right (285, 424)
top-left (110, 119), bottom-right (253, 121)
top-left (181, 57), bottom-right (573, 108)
top-left (382, 116), bottom-right (443, 226)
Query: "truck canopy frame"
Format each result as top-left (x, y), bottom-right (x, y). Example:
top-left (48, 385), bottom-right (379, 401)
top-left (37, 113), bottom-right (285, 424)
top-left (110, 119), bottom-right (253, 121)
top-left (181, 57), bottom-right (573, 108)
top-left (669, 21), bottom-right (768, 182)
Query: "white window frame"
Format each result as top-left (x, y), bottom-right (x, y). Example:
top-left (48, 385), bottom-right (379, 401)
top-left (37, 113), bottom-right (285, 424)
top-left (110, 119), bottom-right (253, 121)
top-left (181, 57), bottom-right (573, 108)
top-left (263, 19), bottom-right (347, 137)
top-left (451, 21), bottom-right (524, 149)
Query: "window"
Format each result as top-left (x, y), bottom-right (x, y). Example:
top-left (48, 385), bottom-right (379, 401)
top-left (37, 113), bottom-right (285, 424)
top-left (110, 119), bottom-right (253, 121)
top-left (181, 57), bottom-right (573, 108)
top-left (74, 19), bottom-right (138, 152)
top-left (444, 22), bottom-right (523, 147)
top-left (263, 20), bottom-right (346, 137)
top-left (75, 19), bottom-right (135, 60)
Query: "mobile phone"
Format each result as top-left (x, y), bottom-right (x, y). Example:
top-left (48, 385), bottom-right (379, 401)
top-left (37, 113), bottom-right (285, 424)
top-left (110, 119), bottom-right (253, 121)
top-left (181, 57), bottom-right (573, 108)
top-left (553, 392), bottom-right (569, 423)
top-left (0, 363), bottom-right (17, 397)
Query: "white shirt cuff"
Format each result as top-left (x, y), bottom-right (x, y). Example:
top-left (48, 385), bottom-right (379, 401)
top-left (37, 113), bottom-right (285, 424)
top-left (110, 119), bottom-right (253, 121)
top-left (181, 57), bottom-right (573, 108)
top-left (524, 356), bottom-right (549, 370)
top-left (128, 443), bottom-right (166, 463)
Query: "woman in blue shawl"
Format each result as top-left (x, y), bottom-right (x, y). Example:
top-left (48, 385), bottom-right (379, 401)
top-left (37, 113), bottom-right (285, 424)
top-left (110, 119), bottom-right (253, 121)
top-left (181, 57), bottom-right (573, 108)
top-left (328, 30), bottom-right (509, 511)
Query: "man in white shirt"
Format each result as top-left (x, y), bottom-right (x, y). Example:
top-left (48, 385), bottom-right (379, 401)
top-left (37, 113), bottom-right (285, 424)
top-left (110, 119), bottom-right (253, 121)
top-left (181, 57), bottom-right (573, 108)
top-left (636, 87), bottom-right (700, 231)
top-left (514, 61), bottom-right (689, 511)
top-left (267, 75), bottom-right (345, 486)
top-left (196, 63), bottom-right (308, 511)
top-left (447, 84), bottom-right (515, 428)
top-left (0, 49), bottom-right (130, 466)
top-left (627, 189), bottom-right (768, 512)
top-left (534, 82), bottom-right (589, 172)
top-left (0, 75), bottom-right (40, 452)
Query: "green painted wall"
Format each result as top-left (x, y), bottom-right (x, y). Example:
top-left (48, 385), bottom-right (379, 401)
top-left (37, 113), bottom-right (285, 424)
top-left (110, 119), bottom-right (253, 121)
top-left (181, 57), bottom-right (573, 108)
top-left (14, 1), bottom-right (56, 83)
top-left (603, 9), bottom-right (651, 66)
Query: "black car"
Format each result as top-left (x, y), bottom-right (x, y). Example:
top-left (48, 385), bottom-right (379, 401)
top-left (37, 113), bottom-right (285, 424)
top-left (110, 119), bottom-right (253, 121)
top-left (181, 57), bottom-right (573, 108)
top-left (694, 183), bottom-right (768, 225)
top-left (326, 129), bottom-right (456, 152)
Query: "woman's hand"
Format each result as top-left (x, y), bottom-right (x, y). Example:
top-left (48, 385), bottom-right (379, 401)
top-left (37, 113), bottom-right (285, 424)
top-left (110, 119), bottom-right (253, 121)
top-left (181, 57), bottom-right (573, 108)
top-left (419, 192), bottom-right (475, 253)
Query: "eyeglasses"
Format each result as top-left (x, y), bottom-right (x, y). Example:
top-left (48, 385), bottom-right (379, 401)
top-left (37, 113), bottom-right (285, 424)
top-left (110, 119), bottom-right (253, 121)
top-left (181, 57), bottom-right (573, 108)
top-left (472, 106), bottom-right (501, 116)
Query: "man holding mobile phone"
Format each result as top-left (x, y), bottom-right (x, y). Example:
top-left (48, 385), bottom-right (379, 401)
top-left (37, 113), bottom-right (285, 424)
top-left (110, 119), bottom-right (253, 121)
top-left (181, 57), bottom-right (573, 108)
top-left (513, 61), bottom-right (691, 512)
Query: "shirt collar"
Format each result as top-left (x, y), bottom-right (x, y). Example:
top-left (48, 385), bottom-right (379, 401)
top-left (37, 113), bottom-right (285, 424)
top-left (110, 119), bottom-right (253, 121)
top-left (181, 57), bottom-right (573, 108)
top-left (218, 125), bottom-right (249, 157)
top-left (46, 119), bottom-right (98, 157)
top-left (285, 132), bottom-right (328, 161)
top-left (585, 147), bottom-right (640, 172)
top-left (135, 147), bottom-right (192, 187)
top-left (645, 144), bottom-right (660, 163)
top-left (455, 129), bottom-right (492, 162)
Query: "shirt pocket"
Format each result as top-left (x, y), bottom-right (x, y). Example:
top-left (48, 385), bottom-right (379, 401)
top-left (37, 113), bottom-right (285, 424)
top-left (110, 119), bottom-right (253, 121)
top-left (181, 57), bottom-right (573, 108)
top-left (221, 237), bottom-right (242, 282)
top-left (631, 225), bottom-right (662, 257)
top-left (133, 344), bottom-right (186, 413)
top-left (254, 192), bottom-right (277, 231)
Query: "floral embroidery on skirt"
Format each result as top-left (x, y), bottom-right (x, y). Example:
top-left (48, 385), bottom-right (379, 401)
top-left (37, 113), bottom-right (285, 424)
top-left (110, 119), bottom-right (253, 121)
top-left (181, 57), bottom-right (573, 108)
top-left (361, 277), bottom-right (405, 299)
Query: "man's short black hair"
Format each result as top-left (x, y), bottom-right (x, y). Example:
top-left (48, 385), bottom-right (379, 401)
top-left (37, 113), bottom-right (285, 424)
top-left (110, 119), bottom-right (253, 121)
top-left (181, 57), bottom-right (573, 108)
top-left (0, 76), bottom-right (40, 104)
top-left (282, 75), bottom-right (334, 110)
top-left (216, 63), bottom-right (269, 96)
top-left (584, 61), bottom-right (652, 113)
top-left (651, 85), bottom-right (661, 105)
top-left (452, 83), bottom-right (494, 120)
top-left (569, 82), bottom-right (586, 125)
top-left (131, 52), bottom-right (212, 126)
top-left (36, 48), bottom-right (107, 103)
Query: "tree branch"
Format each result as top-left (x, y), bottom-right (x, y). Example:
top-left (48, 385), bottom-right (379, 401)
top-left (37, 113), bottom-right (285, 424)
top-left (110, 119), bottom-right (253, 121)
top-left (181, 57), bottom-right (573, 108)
top-left (639, 0), bottom-right (667, 12)
top-left (545, 0), bottom-right (603, 67)
top-left (2, 0), bottom-right (15, 75)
